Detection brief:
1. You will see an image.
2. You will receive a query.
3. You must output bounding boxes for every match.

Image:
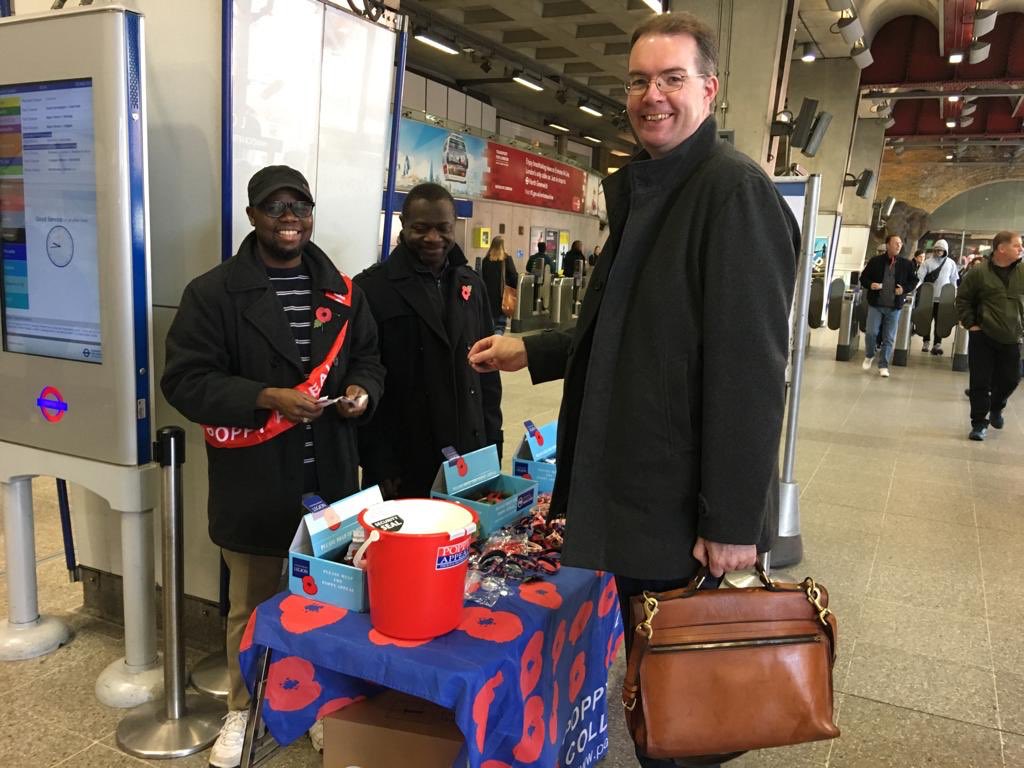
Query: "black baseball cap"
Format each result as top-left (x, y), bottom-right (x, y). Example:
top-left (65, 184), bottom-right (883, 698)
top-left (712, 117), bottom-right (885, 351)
top-left (247, 165), bottom-right (313, 207)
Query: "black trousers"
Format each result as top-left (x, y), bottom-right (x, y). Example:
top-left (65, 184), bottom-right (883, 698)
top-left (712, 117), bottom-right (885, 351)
top-left (616, 573), bottom-right (723, 768)
top-left (923, 302), bottom-right (941, 343)
top-left (968, 330), bottom-right (1021, 426)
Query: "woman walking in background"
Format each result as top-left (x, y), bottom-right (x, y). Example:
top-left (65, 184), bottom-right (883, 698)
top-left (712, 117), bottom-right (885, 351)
top-left (480, 236), bottom-right (518, 335)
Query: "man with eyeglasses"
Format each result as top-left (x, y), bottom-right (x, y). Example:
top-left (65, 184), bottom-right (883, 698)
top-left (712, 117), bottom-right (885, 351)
top-left (469, 14), bottom-right (798, 767)
top-left (356, 182), bottom-right (502, 499)
top-left (161, 165), bottom-right (384, 767)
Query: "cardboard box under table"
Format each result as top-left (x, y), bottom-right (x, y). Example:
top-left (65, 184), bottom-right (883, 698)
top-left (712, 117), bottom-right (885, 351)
top-left (431, 445), bottom-right (537, 537)
top-left (287, 486), bottom-right (383, 611)
top-left (512, 419), bottom-right (557, 493)
top-left (324, 689), bottom-right (463, 768)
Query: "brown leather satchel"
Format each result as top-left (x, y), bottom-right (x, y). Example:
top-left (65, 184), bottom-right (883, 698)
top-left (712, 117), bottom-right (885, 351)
top-left (621, 564), bottom-right (840, 762)
top-left (500, 259), bottom-right (517, 318)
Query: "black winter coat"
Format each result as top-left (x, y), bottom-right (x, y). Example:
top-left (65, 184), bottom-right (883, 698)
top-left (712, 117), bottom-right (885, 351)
top-left (161, 234), bottom-right (385, 556)
top-left (356, 241), bottom-right (502, 498)
top-left (480, 256), bottom-right (518, 322)
top-left (524, 118), bottom-right (799, 580)
top-left (858, 254), bottom-right (919, 308)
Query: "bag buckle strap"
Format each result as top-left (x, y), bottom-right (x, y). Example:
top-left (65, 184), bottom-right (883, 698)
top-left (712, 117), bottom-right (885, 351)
top-left (803, 578), bottom-right (832, 626)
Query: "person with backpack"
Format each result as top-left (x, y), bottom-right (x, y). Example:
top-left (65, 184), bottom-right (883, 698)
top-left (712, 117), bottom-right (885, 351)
top-left (916, 238), bottom-right (960, 354)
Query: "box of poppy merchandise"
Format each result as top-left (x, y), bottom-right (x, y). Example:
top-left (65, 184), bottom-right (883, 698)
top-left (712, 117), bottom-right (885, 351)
top-left (512, 419), bottom-right (557, 493)
top-left (287, 486), bottom-right (382, 612)
top-left (431, 444), bottom-right (537, 537)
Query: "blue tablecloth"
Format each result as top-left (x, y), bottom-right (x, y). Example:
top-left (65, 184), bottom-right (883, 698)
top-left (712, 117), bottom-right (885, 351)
top-left (240, 566), bottom-right (624, 768)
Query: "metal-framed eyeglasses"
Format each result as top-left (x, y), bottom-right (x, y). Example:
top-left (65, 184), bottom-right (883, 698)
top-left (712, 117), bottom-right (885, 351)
top-left (259, 200), bottom-right (315, 219)
top-left (624, 72), bottom-right (708, 96)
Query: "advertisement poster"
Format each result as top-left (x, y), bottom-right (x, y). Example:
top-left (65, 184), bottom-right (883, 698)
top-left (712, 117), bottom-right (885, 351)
top-left (395, 118), bottom-right (594, 217)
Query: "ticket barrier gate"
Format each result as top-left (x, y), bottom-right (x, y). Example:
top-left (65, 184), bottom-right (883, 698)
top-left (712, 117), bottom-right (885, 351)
top-left (835, 290), bottom-right (862, 361)
top-left (951, 324), bottom-right (970, 372)
top-left (549, 278), bottom-right (574, 327)
top-left (807, 277), bottom-right (825, 329)
top-left (892, 295), bottom-right (916, 367)
top-left (825, 278), bottom-right (845, 332)
top-left (511, 273), bottom-right (555, 333)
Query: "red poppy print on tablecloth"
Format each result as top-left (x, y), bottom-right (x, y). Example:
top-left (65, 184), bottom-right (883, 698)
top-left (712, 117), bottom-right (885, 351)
top-left (519, 580), bottom-right (562, 610)
top-left (278, 594), bottom-right (348, 634)
top-left (239, 610), bottom-right (257, 654)
top-left (368, 628), bottom-right (431, 648)
top-left (552, 619), bottom-right (567, 666)
top-left (512, 695), bottom-right (546, 764)
top-left (314, 306), bottom-right (332, 329)
top-left (606, 630), bottom-right (624, 670)
top-left (265, 656), bottom-right (321, 712)
top-left (482, 763), bottom-right (511, 768)
top-left (316, 695), bottom-right (365, 721)
top-left (569, 651), bottom-right (586, 702)
top-left (598, 576), bottom-right (618, 617)
top-left (520, 630), bottom-right (544, 697)
top-left (459, 606), bottom-right (523, 643)
top-left (569, 600), bottom-right (593, 645)
top-left (472, 670), bottom-right (505, 753)
top-left (549, 681), bottom-right (559, 745)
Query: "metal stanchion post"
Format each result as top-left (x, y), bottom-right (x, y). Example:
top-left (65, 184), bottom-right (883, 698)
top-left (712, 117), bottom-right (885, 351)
top-left (117, 426), bottom-right (225, 758)
top-left (951, 324), bottom-right (969, 372)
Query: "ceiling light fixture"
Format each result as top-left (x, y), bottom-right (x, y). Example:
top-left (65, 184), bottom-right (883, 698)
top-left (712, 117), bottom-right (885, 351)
top-left (546, 121), bottom-right (570, 132)
top-left (414, 31), bottom-right (460, 55)
top-left (973, 9), bottom-right (998, 38)
top-left (512, 72), bottom-right (544, 92)
top-left (968, 40), bottom-right (991, 65)
top-left (945, 153), bottom-right (955, 160)
top-left (641, 0), bottom-right (664, 13)
top-left (584, 135), bottom-right (602, 143)
top-left (578, 101), bottom-right (603, 117)
top-left (947, 95), bottom-right (961, 102)
top-left (801, 43), bottom-right (817, 62)
top-left (851, 41), bottom-right (873, 69)
top-left (838, 15), bottom-right (865, 46)
top-left (961, 103), bottom-right (977, 116)
top-left (960, 115), bottom-right (974, 128)
top-left (948, 50), bottom-right (964, 64)
top-left (610, 149), bottom-right (631, 157)
top-left (945, 118), bottom-right (957, 128)
top-left (883, 117), bottom-right (896, 129)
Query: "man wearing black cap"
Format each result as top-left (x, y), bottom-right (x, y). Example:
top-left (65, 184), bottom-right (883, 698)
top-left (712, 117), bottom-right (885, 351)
top-left (162, 165), bottom-right (384, 767)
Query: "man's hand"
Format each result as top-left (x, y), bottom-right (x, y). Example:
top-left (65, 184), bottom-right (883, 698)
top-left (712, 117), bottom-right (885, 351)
top-left (969, 325), bottom-right (981, 331)
top-left (336, 385), bottom-right (369, 419)
top-left (692, 537), bottom-right (757, 578)
top-left (468, 335), bottom-right (528, 373)
top-left (895, 285), bottom-right (904, 295)
top-left (870, 282), bottom-right (883, 290)
top-left (256, 387), bottom-right (324, 424)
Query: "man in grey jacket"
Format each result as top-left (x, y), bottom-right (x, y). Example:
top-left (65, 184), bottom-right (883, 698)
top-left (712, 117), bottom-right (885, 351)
top-left (469, 14), bottom-right (798, 768)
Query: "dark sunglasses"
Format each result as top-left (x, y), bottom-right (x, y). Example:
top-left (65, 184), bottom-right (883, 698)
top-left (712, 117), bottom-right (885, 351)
top-left (259, 200), bottom-right (315, 218)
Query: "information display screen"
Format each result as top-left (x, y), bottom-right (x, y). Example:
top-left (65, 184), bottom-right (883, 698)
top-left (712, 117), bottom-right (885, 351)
top-left (0, 78), bottom-right (102, 364)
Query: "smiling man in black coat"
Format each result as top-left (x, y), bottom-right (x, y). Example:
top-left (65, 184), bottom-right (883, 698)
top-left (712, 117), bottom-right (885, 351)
top-left (469, 17), bottom-right (798, 766)
top-left (357, 183), bottom-right (502, 499)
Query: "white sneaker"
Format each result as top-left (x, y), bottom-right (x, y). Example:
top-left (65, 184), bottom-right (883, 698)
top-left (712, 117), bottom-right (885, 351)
top-left (209, 710), bottom-right (248, 768)
top-left (880, 368), bottom-right (890, 378)
top-left (922, 342), bottom-right (930, 352)
top-left (861, 357), bottom-right (873, 371)
top-left (308, 718), bottom-right (324, 753)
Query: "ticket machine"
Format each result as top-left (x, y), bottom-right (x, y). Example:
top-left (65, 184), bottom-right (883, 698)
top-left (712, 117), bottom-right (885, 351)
top-left (0, 6), bottom-right (161, 706)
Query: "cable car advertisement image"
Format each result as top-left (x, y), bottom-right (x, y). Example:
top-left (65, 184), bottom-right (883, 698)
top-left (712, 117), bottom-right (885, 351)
top-left (441, 133), bottom-right (469, 183)
top-left (396, 119), bottom-right (486, 196)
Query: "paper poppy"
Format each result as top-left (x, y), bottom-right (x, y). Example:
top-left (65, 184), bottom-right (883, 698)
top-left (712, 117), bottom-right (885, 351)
top-left (569, 600), bottom-right (593, 645)
top-left (239, 610), bottom-right (257, 654)
top-left (368, 628), bottom-right (431, 648)
top-left (520, 630), bottom-right (544, 697)
top-left (512, 695), bottom-right (545, 764)
top-left (552, 619), bottom-right (567, 665)
top-left (279, 594), bottom-right (348, 634)
top-left (265, 656), bottom-right (321, 712)
top-left (519, 580), bottom-right (562, 610)
top-left (461, 284), bottom-right (472, 301)
top-left (459, 607), bottom-right (523, 643)
top-left (315, 306), bottom-right (332, 324)
top-left (472, 670), bottom-right (504, 753)
top-left (569, 651), bottom-right (586, 702)
top-left (316, 695), bottom-right (365, 721)
top-left (598, 576), bottom-right (618, 617)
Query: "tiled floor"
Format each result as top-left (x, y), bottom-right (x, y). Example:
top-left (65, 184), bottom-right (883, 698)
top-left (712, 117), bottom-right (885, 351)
top-left (1, 326), bottom-right (1022, 767)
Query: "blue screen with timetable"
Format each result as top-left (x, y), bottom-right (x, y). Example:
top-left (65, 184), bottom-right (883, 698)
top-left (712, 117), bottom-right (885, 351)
top-left (0, 78), bottom-right (102, 364)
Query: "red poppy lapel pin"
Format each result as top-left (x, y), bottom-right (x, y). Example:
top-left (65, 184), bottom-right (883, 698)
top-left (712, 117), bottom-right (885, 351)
top-left (314, 306), bottom-right (332, 329)
top-left (461, 284), bottom-right (472, 301)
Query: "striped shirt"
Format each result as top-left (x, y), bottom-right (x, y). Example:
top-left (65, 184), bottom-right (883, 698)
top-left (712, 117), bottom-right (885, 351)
top-left (267, 263), bottom-right (317, 492)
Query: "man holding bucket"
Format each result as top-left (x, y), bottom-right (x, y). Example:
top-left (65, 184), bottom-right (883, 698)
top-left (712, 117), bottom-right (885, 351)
top-left (162, 165), bottom-right (384, 767)
top-left (469, 15), bottom-right (797, 768)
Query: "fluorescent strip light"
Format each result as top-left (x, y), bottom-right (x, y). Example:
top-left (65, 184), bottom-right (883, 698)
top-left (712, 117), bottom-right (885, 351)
top-left (641, 0), bottom-right (663, 12)
top-left (945, 153), bottom-right (954, 160)
top-left (579, 104), bottom-right (603, 117)
top-left (948, 51), bottom-right (964, 64)
top-left (610, 149), bottom-right (630, 157)
top-left (947, 95), bottom-right (960, 102)
top-left (513, 74), bottom-right (544, 92)
top-left (547, 123), bottom-right (570, 132)
top-left (414, 34), bottom-right (459, 55)
top-left (584, 135), bottom-right (602, 143)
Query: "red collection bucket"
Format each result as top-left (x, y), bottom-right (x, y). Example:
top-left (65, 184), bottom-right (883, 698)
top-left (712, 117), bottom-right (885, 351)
top-left (355, 500), bottom-right (478, 640)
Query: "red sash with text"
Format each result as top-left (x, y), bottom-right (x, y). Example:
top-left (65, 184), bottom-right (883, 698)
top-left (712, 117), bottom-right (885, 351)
top-left (203, 276), bottom-right (353, 449)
